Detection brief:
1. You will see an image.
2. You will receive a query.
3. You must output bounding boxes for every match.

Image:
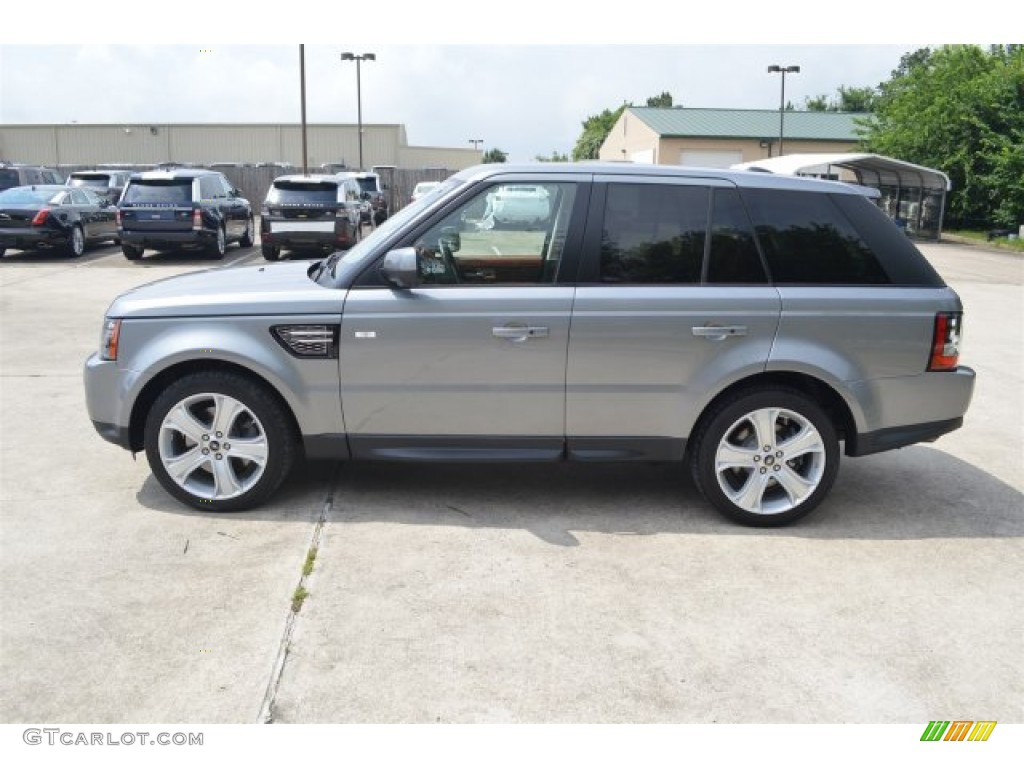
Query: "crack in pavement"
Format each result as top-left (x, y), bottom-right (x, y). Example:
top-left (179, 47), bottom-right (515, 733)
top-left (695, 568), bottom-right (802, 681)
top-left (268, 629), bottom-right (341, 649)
top-left (257, 464), bottom-right (340, 724)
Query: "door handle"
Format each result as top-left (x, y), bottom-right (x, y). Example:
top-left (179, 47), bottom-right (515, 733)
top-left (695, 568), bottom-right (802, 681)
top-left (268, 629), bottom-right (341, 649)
top-left (492, 325), bottom-right (549, 342)
top-left (692, 325), bottom-right (747, 340)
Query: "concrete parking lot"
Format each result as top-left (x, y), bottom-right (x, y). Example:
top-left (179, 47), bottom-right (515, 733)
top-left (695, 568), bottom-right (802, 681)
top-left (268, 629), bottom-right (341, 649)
top-left (0, 239), bottom-right (1020, 723)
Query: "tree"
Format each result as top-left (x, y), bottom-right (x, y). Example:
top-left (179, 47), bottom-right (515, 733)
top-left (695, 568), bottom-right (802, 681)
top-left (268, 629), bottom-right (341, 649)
top-left (535, 150), bottom-right (569, 162)
top-left (803, 86), bottom-right (876, 113)
top-left (572, 105), bottom-right (627, 161)
top-left (862, 45), bottom-right (1024, 228)
top-left (646, 91), bottom-right (673, 108)
top-left (481, 148), bottom-right (507, 164)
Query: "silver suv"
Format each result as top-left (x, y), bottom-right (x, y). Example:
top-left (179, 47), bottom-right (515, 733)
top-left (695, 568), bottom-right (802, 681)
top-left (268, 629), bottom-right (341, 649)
top-left (84, 163), bottom-right (975, 526)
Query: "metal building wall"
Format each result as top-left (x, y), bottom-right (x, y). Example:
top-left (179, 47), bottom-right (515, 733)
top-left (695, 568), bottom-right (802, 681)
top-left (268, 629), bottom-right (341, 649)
top-left (1, 123), bottom-right (478, 170)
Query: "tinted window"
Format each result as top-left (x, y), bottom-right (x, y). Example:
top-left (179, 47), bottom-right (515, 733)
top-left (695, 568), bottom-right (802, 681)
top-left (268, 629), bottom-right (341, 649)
top-left (412, 181), bottom-right (577, 285)
top-left (122, 180), bottom-right (193, 205)
top-left (267, 181), bottom-right (339, 205)
top-left (0, 187), bottom-right (63, 204)
top-left (0, 169), bottom-right (19, 190)
top-left (69, 175), bottom-right (111, 189)
top-left (600, 183), bottom-right (708, 284)
top-left (707, 188), bottom-right (767, 284)
top-left (742, 189), bottom-right (890, 285)
top-left (70, 189), bottom-right (90, 205)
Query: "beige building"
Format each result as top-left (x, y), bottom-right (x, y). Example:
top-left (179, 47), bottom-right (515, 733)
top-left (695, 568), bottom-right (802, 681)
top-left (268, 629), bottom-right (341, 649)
top-left (599, 107), bottom-right (866, 167)
top-left (0, 122), bottom-right (481, 171)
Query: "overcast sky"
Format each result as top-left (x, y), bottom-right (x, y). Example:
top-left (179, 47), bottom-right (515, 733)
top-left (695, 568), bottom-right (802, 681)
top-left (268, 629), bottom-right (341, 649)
top-left (0, 6), bottom-right (1000, 163)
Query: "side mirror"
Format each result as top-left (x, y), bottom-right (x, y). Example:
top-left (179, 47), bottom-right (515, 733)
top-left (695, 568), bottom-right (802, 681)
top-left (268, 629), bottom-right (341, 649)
top-left (380, 247), bottom-right (420, 289)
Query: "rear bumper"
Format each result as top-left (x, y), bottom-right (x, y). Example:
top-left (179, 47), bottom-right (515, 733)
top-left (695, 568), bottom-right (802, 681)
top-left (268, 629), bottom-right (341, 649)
top-left (261, 221), bottom-right (355, 249)
top-left (846, 365), bottom-right (976, 456)
top-left (120, 229), bottom-right (212, 248)
top-left (0, 229), bottom-right (66, 249)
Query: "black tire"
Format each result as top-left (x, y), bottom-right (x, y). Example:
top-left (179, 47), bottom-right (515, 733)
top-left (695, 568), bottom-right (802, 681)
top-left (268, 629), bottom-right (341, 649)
top-left (144, 371), bottom-right (299, 512)
top-left (239, 216), bottom-right (254, 248)
top-left (0, 248), bottom-right (6, 258)
top-left (689, 387), bottom-right (839, 527)
top-left (261, 243), bottom-right (282, 261)
top-left (122, 244), bottom-right (144, 260)
top-left (207, 226), bottom-right (227, 259)
top-left (67, 225), bottom-right (85, 258)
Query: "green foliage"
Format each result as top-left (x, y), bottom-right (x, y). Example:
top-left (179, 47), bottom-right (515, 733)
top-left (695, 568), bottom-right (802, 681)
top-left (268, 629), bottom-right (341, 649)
top-left (862, 45), bottom-right (1024, 228)
top-left (535, 150), bottom-right (570, 162)
top-left (646, 91), bottom-right (673, 108)
top-left (572, 105), bottom-right (627, 161)
top-left (482, 147), bottom-right (508, 164)
top-left (803, 86), bottom-right (876, 112)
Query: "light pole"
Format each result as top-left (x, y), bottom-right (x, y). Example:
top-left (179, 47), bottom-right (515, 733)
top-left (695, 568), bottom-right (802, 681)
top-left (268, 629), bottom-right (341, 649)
top-left (767, 64), bottom-right (800, 156)
top-left (340, 52), bottom-right (376, 170)
top-left (468, 139), bottom-right (484, 151)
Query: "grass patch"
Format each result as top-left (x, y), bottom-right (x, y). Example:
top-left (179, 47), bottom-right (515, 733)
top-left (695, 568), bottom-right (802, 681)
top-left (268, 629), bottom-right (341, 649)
top-left (302, 547), bottom-right (318, 577)
top-left (946, 230), bottom-right (1024, 253)
top-left (291, 586), bottom-right (309, 614)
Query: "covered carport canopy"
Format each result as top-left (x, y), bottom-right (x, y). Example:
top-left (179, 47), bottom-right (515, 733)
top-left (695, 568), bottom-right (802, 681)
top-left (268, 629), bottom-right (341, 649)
top-left (732, 152), bottom-right (951, 239)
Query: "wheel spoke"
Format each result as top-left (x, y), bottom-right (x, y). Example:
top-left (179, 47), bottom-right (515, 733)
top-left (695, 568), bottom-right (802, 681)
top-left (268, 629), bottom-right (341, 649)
top-left (164, 446), bottom-right (209, 485)
top-left (779, 426), bottom-right (824, 460)
top-left (749, 408), bottom-right (778, 449)
top-left (211, 395), bottom-right (246, 438)
top-left (729, 470), bottom-right (771, 513)
top-left (716, 442), bottom-right (758, 470)
top-left (774, 464), bottom-right (817, 506)
top-left (210, 457), bottom-right (243, 498)
top-left (163, 404), bottom-right (209, 444)
top-left (226, 436), bottom-right (268, 465)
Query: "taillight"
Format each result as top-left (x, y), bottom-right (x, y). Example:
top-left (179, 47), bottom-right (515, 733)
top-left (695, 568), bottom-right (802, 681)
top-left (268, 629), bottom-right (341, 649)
top-left (31, 208), bottom-right (50, 225)
top-left (115, 209), bottom-right (122, 228)
top-left (192, 208), bottom-right (202, 230)
top-left (928, 312), bottom-right (962, 371)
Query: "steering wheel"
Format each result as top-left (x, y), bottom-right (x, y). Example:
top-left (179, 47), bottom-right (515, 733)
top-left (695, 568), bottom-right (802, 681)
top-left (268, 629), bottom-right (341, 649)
top-left (438, 239), bottom-right (461, 284)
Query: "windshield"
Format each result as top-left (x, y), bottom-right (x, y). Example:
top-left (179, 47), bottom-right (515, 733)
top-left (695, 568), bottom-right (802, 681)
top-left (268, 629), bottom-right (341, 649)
top-left (314, 177), bottom-right (463, 286)
top-left (0, 187), bottom-right (63, 204)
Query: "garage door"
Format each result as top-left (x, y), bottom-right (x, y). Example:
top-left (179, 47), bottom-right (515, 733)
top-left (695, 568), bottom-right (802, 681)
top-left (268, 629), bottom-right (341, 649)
top-left (631, 149), bottom-right (654, 164)
top-left (680, 149), bottom-right (743, 168)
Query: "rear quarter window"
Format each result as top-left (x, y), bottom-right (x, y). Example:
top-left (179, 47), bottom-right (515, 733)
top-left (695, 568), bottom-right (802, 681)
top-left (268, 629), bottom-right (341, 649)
top-left (741, 188), bottom-right (890, 285)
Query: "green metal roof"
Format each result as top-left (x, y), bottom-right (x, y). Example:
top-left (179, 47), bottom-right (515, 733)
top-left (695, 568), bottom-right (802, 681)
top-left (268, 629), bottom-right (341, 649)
top-left (629, 107), bottom-right (866, 141)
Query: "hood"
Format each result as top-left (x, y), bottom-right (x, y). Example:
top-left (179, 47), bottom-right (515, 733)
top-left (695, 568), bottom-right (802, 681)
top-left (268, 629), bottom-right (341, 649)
top-left (108, 260), bottom-right (344, 318)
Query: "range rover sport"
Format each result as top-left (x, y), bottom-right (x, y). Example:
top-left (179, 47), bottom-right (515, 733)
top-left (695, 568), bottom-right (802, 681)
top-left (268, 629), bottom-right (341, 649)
top-left (84, 163), bottom-right (974, 526)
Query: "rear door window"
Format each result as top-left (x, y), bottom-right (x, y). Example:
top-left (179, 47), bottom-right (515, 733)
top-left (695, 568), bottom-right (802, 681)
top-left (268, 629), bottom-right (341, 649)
top-left (599, 183), bottom-right (708, 284)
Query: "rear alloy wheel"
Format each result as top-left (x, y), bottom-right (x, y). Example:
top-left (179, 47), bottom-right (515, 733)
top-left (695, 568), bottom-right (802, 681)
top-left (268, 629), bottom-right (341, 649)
top-left (67, 225), bottom-right (85, 257)
top-left (207, 226), bottom-right (226, 259)
top-left (239, 216), bottom-right (254, 248)
top-left (122, 244), bottom-right (144, 260)
top-left (144, 371), bottom-right (298, 512)
top-left (691, 388), bottom-right (839, 526)
top-left (261, 243), bottom-right (282, 261)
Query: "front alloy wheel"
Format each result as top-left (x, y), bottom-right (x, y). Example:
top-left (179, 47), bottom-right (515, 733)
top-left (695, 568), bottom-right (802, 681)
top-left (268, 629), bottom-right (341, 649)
top-left (144, 372), bottom-right (297, 511)
top-left (692, 388), bottom-right (839, 526)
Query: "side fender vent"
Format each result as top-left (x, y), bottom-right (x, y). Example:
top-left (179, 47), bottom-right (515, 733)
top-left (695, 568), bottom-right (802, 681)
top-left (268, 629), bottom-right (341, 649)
top-left (270, 324), bottom-right (340, 359)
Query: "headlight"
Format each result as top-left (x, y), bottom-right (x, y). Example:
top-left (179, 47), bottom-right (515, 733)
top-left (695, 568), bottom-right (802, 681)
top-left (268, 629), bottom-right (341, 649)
top-left (99, 318), bottom-right (122, 361)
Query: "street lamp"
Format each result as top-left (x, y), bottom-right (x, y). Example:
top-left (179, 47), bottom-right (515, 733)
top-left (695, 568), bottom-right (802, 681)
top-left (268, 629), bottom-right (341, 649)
top-left (340, 52), bottom-right (376, 170)
top-left (468, 139), bottom-right (484, 150)
top-left (767, 64), bottom-right (800, 156)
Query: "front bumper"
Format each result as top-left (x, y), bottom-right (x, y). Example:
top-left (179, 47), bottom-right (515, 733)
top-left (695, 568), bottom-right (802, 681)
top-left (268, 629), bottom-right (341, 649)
top-left (83, 352), bottom-right (135, 450)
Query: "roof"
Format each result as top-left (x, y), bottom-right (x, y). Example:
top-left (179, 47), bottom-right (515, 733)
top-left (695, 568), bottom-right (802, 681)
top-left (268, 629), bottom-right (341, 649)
top-left (732, 153), bottom-right (952, 191)
top-left (453, 162), bottom-right (876, 197)
top-left (628, 107), bottom-right (866, 141)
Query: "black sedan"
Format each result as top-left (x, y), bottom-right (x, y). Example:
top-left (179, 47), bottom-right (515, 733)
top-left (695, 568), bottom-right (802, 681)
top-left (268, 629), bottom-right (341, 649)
top-left (0, 185), bottom-right (118, 258)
